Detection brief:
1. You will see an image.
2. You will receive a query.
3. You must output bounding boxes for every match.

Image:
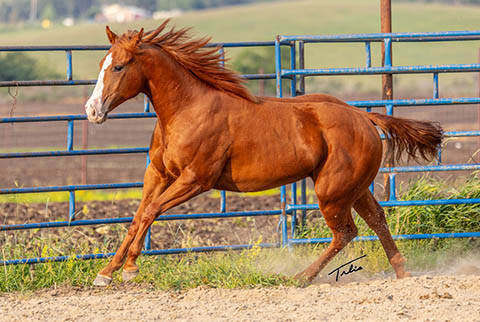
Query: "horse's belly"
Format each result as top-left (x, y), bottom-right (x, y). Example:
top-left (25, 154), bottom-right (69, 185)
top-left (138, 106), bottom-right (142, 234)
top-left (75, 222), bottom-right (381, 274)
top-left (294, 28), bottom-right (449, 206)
top-left (214, 168), bottom-right (311, 192)
top-left (214, 138), bottom-right (326, 192)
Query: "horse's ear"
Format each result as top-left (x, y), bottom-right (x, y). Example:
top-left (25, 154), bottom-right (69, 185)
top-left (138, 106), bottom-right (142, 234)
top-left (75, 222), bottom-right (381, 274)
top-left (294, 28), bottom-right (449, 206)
top-left (106, 26), bottom-right (118, 44)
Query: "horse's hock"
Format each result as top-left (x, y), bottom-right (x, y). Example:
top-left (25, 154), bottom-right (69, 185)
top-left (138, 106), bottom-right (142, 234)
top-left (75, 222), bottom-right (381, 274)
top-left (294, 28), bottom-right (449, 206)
top-left (1, 28), bottom-right (480, 272)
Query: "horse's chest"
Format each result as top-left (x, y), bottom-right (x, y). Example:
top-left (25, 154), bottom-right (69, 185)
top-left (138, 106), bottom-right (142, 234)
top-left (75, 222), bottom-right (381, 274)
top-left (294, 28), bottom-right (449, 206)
top-left (160, 149), bottom-right (184, 179)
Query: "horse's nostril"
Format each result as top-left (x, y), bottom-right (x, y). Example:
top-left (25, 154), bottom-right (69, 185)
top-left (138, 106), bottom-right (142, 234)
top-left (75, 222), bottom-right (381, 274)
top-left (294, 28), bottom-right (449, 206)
top-left (91, 109), bottom-right (96, 117)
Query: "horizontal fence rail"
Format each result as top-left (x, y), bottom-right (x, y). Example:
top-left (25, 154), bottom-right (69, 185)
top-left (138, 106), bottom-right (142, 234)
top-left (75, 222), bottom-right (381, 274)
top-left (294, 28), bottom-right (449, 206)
top-left (0, 41), bottom-right (282, 88)
top-left (1, 30), bottom-right (480, 266)
top-left (279, 30), bottom-right (480, 42)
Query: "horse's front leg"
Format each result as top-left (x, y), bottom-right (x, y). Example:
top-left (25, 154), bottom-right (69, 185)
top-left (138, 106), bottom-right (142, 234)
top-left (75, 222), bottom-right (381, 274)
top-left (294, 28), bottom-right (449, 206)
top-left (93, 165), bottom-right (171, 286)
top-left (122, 168), bottom-right (210, 277)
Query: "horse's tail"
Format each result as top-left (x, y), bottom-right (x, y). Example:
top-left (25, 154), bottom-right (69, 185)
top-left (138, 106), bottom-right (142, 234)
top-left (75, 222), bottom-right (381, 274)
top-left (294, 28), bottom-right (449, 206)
top-left (364, 112), bottom-right (443, 164)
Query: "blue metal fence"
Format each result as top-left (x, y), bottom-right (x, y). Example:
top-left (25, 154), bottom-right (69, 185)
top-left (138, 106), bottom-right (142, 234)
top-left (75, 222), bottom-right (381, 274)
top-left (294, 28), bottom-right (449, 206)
top-left (275, 31), bottom-right (480, 246)
top-left (1, 30), bottom-right (480, 266)
top-left (0, 40), bottom-right (290, 266)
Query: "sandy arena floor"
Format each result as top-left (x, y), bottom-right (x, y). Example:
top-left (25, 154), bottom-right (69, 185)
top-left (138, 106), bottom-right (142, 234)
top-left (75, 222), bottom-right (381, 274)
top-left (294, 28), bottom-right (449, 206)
top-left (1, 275), bottom-right (479, 322)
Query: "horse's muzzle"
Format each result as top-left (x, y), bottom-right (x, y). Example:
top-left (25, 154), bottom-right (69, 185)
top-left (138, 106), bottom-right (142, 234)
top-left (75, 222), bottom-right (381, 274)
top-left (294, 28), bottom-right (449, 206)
top-left (85, 104), bottom-right (108, 124)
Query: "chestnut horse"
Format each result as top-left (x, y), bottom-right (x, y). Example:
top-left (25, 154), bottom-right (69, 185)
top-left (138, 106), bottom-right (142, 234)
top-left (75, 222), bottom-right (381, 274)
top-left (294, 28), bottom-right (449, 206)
top-left (85, 21), bottom-right (443, 286)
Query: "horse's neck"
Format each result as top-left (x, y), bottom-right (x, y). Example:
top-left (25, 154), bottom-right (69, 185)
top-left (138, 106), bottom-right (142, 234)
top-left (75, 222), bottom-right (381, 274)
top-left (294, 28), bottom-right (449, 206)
top-left (145, 52), bottom-right (209, 127)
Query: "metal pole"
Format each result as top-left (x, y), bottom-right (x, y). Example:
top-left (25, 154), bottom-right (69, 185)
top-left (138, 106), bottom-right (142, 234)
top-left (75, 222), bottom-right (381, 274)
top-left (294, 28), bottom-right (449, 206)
top-left (381, 0), bottom-right (393, 201)
top-left (67, 121), bottom-right (75, 221)
top-left (478, 48), bottom-right (480, 149)
top-left (381, 0), bottom-right (393, 101)
top-left (219, 47), bottom-right (227, 213)
top-left (299, 41), bottom-right (305, 95)
top-left (298, 40), bottom-right (307, 230)
top-left (29, 0), bottom-right (37, 22)
top-left (275, 36), bottom-right (288, 246)
top-left (66, 50), bottom-right (73, 81)
top-left (290, 41), bottom-right (297, 238)
top-left (81, 121), bottom-right (88, 184)
top-left (81, 87), bottom-right (88, 185)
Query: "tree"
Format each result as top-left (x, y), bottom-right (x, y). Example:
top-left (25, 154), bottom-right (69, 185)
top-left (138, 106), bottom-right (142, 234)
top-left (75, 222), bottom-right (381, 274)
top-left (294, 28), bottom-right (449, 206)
top-left (232, 47), bottom-right (293, 96)
top-left (0, 53), bottom-right (59, 81)
top-left (73, 0), bottom-right (95, 18)
top-left (41, 2), bottom-right (56, 21)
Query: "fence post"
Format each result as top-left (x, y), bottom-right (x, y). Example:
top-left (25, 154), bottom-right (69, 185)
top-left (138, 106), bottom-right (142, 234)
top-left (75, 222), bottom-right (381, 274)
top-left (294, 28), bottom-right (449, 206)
top-left (478, 48), bottom-right (480, 149)
top-left (65, 50), bottom-right (72, 81)
top-left (381, 0), bottom-right (393, 201)
top-left (298, 40), bottom-right (308, 231)
top-left (275, 36), bottom-right (288, 246)
top-left (144, 132), bottom-right (152, 251)
top-left (219, 47), bottom-right (227, 213)
top-left (67, 120), bottom-right (76, 221)
top-left (289, 41), bottom-right (298, 238)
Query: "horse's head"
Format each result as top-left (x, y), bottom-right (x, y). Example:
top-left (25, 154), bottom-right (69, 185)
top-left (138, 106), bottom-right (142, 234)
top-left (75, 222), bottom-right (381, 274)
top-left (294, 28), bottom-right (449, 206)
top-left (85, 20), bottom-right (256, 124)
top-left (85, 26), bottom-right (148, 124)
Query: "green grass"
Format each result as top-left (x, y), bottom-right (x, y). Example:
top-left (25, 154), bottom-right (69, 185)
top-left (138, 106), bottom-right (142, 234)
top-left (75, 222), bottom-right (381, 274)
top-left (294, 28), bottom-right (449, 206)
top-left (1, 175), bottom-right (479, 293)
top-left (1, 0), bottom-right (480, 96)
top-left (1, 237), bottom-right (478, 293)
top-left (0, 189), bottom-right (144, 204)
top-left (0, 236), bottom-right (297, 292)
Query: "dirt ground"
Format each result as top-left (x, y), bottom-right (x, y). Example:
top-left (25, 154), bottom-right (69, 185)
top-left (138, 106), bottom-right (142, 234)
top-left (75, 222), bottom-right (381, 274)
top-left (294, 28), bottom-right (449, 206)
top-left (0, 194), bottom-right (283, 251)
top-left (0, 274), bottom-right (479, 322)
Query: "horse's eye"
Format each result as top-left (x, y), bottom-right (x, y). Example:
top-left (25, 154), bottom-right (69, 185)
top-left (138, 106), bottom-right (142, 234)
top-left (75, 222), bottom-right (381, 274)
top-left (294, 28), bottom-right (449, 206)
top-left (113, 65), bottom-right (123, 72)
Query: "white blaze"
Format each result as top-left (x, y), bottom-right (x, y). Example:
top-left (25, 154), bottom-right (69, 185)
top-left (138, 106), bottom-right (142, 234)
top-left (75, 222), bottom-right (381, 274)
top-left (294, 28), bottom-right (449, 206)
top-left (85, 53), bottom-right (112, 121)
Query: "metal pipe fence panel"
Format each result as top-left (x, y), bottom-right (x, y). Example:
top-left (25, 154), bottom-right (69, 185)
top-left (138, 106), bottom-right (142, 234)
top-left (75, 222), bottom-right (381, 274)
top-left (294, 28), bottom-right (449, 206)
top-left (0, 40), bottom-right (292, 265)
top-left (1, 31), bottom-right (480, 265)
top-left (274, 31), bottom-right (480, 247)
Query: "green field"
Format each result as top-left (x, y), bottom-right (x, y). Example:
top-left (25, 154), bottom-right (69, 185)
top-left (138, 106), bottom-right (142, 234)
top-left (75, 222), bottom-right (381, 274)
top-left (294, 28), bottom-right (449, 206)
top-left (2, 0), bottom-right (480, 96)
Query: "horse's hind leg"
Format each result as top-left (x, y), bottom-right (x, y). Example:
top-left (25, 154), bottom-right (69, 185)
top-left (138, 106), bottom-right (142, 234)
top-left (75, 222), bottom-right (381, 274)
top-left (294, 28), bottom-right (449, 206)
top-left (353, 189), bottom-right (410, 278)
top-left (294, 200), bottom-right (358, 283)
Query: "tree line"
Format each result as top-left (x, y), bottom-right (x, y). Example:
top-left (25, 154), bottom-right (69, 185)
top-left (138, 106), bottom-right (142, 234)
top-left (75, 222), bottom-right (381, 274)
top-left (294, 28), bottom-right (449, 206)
top-left (0, 0), bottom-right (278, 24)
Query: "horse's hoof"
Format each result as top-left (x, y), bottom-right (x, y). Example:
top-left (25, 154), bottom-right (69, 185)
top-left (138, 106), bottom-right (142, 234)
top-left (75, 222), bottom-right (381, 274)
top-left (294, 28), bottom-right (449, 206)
top-left (293, 273), bottom-right (313, 286)
top-left (122, 269), bottom-right (139, 282)
top-left (93, 274), bottom-right (112, 287)
top-left (395, 270), bottom-right (411, 279)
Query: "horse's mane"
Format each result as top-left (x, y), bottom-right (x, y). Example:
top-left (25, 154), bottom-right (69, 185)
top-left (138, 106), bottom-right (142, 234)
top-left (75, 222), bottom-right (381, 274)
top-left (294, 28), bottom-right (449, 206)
top-left (118, 20), bottom-right (257, 103)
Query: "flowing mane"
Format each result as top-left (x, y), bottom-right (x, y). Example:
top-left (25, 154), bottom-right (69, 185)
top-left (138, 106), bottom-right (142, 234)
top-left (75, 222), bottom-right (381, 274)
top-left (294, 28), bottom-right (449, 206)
top-left (118, 20), bottom-right (257, 103)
